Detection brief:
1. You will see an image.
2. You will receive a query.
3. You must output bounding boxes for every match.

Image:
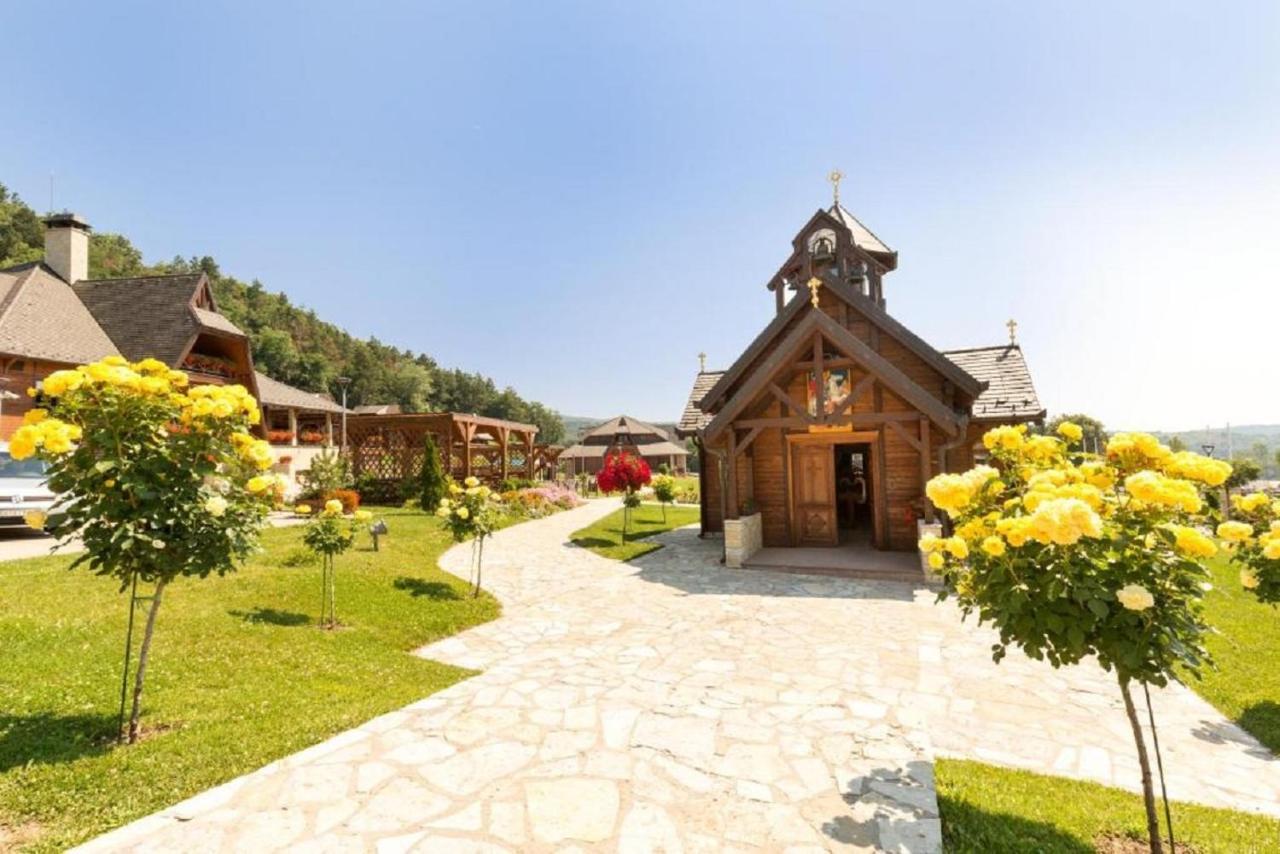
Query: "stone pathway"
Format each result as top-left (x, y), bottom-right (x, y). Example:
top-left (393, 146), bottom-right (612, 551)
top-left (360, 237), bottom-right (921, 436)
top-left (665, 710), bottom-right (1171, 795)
top-left (77, 499), bottom-right (1280, 852)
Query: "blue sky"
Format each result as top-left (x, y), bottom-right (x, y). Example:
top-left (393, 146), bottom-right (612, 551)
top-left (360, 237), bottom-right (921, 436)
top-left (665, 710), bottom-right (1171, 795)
top-left (4, 1), bottom-right (1277, 430)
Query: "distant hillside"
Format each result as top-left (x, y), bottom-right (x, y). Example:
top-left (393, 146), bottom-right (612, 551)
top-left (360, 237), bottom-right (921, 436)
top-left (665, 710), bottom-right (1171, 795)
top-left (0, 182), bottom-right (564, 443)
top-left (1144, 424), bottom-right (1280, 477)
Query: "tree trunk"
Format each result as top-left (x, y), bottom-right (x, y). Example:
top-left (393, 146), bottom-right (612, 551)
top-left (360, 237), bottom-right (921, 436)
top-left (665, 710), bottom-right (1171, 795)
top-left (328, 555), bottom-right (337, 629)
top-left (127, 578), bottom-right (167, 745)
top-left (1119, 674), bottom-right (1164, 853)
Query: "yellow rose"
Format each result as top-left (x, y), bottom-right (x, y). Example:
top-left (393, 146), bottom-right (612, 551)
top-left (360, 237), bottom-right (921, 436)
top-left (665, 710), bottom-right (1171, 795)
top-left (1264, 540), bottom-right (1280, 561)
top-left (24, 509), bottom-right (48, 530)
top-left (945, 537), bottom-right (969, 559)
top-left (324, 498), bottom-right (344, 515)
top-left (464, 476), bottom-right (480, 488)
top-left (246, 475), bottom-right (272, 493)
top-left (1217, 521), bottom-right (1253, 543)
top-left (1241, 570), bottom-right (1261, 590)
top-left (8, 425), bottom-right (40, 460)
top-left (204, 495), bottom-right (228, 517)
top-left (42, 369), bottom-right (84, 397)
top-left (295, 504), bottom-right (312, 515)
top-left (918, 533), bottom-right (942, 553)
top-left (354, 510), bottom-right (372, 522)
top-left (22, 409), bottom-right (47, 426)
top-left (1234, 492), bottom-right (1270, 514)
top-left (1116, 583), bottom-right (1155, 611)
top-left (927, 551), bottom-right (945, 570)
top-left (981, 535), bottom-right (1006, 557)
top-left (456, 506), bottom-right (470, 520)
top-left (1056, 421), bottom-right (1084, 443)
top-left (1169, 525), bottom-right (1217, 558)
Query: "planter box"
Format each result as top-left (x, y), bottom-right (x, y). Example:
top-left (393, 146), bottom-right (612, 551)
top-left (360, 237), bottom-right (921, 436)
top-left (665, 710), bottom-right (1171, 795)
top-left (917, 519), bottom-right (944, 582)
top-left (724, 512), bottom-right (763, 568)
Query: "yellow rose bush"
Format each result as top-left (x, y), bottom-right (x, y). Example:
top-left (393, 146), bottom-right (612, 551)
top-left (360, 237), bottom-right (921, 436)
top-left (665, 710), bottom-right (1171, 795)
top-left (15, 356), bottom-right (276, 743)
top-left (922, 422), bottom-right (1230, 851)
top-left (436, 476), bottom-right (499, 597)
top-left (1220, 492), bottom-right (1280, 604)
top-left (302, 497), bottom-right (360, 629)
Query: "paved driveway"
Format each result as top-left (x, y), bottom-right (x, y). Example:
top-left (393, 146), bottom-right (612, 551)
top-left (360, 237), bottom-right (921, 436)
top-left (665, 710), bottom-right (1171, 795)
top-left (78, 499), bottom-right (1279, 852)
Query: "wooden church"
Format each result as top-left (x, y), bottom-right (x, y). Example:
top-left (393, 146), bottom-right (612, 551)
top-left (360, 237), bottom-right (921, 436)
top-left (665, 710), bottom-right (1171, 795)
top-left (678, 176), bottom-right (1043, 559)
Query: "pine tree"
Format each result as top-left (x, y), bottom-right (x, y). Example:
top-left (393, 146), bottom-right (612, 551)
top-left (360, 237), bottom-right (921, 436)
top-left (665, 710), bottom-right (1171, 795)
top-left (419, 433), bottom-right (448, 511)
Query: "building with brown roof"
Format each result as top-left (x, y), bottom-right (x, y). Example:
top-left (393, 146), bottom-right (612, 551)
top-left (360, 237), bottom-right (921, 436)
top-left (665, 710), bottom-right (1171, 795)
top-left (560, 415), bottom-right (689, 475)
top-left (678, 185), bottom-right (1042, 568)
top-left (0, 213), bottom-right (350, 483)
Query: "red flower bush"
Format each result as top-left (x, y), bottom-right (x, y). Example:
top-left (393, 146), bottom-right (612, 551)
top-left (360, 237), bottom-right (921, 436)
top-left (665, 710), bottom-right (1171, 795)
top-left (596, 452), bottom-right (651, 495)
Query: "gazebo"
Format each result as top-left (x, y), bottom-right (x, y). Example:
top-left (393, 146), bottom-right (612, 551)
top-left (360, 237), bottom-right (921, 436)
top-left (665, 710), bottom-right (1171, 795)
top-left (559, 415), bottom-right (688, 475)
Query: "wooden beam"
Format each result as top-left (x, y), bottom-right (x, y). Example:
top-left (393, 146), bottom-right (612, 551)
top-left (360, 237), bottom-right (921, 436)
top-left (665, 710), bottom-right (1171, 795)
top-left (768, 382), bottom-right (810, 421)
top-left (736, 425), bottom-right (764, 456)
top-left (498, 427), bottom-right (510, 481)
top-left (735, 411), bottom-right (924, 430)
top-left (812, 334), bottom-right (826, 420)
top-left (886, 419), bottom-right (923, 453)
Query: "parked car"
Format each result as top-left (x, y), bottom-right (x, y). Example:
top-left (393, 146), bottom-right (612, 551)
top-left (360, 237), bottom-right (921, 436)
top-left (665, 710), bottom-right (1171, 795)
top-left (0, 443), bottom-right (59, 530)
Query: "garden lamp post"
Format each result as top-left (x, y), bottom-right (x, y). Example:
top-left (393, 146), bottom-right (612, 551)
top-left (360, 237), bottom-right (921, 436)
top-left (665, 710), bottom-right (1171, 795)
top-left (337, 376), bottom-right (350, 452)
top-left (1201, 443), bottom-right (1215, 458)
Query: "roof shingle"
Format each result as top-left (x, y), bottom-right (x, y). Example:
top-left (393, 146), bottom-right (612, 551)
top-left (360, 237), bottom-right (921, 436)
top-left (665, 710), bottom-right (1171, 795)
top-left (943, 344), bottom-right (1044, 421)
top-left (0, 263), bottom-right (119, 363)
top-left (677, 371), bottom-right (724, 436)
top-left (254, 371), bottom-right (349, 414)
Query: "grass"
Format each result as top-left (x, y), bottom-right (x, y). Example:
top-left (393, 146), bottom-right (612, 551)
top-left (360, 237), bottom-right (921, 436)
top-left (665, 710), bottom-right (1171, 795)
top-left (570, 502), bottom-right (701, 561)
top-left (1183, 554), bottom-right (1280, 752)
top-left (0, 508), bottom-right (500, 852)
top-left (936, 758), bottom-right (1280, 852)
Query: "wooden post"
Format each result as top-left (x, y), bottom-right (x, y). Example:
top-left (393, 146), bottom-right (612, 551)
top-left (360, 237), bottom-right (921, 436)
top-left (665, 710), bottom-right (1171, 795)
top-left (499, 427), bottom-right (510, 482)
top-left (462, 421), bottom-right (475, 480)
top-left (288, 408), bottom-right (299, 447)
top-left (525, 431), bottom-right (535, 479)
top-left (325, 412), bottom-right (334, 447)
top-left (726, 430), bottom-right (739, 519)
top-left (920, 416), bottom-right (934, 523)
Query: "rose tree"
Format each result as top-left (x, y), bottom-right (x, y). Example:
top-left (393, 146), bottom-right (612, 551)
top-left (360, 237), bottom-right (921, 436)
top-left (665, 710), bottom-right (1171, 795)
top-left (302, 498), bottom-right (367, 628)
top-left (921, 424), bottom-right (1231, 854)
top-left (12, 357), bottom-right (278, 743)
top-left (436, 476), bottom-right (499, 597)
top-left (1219, 491), bottom-right (1280, 603)
top-left (596, 452), bottom-right (652, 540)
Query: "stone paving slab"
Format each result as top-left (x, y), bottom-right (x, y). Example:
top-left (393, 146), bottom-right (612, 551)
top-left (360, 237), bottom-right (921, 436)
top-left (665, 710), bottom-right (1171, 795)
top-left (77, 498), bottom-right (1280, 852)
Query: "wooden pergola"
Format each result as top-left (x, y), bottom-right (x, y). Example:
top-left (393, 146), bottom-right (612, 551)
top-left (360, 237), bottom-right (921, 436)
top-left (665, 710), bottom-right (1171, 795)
top-left (345, 412), bottom-right (547, 491)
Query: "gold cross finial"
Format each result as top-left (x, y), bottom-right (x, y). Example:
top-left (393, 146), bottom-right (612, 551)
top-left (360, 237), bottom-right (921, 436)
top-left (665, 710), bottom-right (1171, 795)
top-left (807, 276), bottom-right (823, 308)
top-left (828, 169), bottom-right (844, 206)
top-left (698, 351), bottom-right (707, 372)
top-left (1006, 318), bottom-right (1018, 344)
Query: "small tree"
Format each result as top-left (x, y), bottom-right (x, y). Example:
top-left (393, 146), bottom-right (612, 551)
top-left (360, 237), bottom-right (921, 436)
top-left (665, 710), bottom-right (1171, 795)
top-left (418, 432), bottom-right (448, 512)
top-left (436, 476), bottom-right (499, 597)
top-left (652, 474), bottom-right (676, 522)
top-left (303, 498), bottom-right (358, 628)
top-left (596, 452), bottom-right (651, 540)
top-left (13, 357), bottom-right (276, 743)
top-left (1221, 492), bottom-right (1280, 604)
top-left (922, 424), bottom-right (1231, 853)
top-left (1224, 457), bottom-right (1261, 493)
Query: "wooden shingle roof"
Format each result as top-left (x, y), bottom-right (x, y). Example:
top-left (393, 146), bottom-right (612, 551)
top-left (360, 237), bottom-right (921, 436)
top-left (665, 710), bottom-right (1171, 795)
top-left (73, 273), bottom-right (245, 365)
top-left (255, 371), bottom-right (348, 414)
top-left (0, 263), bottom-right (119, 364)
top-left (943, 344), bottom-right (1044, 421)
top-left (676, 370), bottom-right (724, 436)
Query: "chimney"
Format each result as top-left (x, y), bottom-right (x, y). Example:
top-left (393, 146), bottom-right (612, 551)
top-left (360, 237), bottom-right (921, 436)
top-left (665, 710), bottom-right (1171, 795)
top-left (42, 212), bottom-right (91, 283)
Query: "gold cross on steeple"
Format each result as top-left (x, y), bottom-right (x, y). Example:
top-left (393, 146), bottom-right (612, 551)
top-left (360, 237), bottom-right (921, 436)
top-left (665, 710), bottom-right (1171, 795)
top-left (698, 351), bottom-right (707, 373)
top-left (807, 276), bottom-right (823, 308)
top-left (828, 169), bottom-right (844, 206)
top-left (1006, 318), bottom-right (1018, 344)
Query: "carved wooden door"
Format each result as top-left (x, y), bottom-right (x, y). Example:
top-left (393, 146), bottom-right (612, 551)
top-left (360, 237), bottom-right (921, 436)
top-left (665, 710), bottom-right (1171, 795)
top-left (792, 443), bottom-right (838, 546)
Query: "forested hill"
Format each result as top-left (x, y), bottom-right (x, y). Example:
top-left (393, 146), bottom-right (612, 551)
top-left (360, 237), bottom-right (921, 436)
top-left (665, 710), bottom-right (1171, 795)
top-left (0, 183), bottom-right (564, 443)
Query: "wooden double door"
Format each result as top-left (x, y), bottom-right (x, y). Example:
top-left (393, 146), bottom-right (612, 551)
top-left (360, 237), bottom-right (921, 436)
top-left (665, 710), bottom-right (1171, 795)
top-left (788, 433), bottom-right (881, 548)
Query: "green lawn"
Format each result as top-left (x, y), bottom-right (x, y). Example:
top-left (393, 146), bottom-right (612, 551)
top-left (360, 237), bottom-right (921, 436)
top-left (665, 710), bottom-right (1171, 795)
top-left (571, 502), bottom-right (701, 561)
top-left (937, 758), bottom-right (1280, 853)
top-left (0, 508), bottom-right (499, 852)
top-left (1184, 554), bottom-right (1280, 752)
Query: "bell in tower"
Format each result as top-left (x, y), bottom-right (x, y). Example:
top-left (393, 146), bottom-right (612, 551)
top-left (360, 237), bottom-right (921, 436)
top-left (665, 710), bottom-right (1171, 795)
top-left (766, 171), bottom-right (898, 314)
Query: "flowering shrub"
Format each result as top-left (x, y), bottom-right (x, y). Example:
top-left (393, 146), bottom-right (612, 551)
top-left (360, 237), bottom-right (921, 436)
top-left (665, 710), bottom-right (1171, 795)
top-left (652, 474), bottom-right (676, 521)
top-left (437, 476), bottom-right (500, 596)
top-left (323, 488), bottom-right (361, 513)
top-left (921, 423), bottom-right (1231, 851)
top-left (597, 453), bottom-right (651, 539)
top-left (12, 356), bottom-right (277, 742)
top-left (303, 498), bottom-right (360, 628)
top-left (1220, 492), bottom-right (1280, 603)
